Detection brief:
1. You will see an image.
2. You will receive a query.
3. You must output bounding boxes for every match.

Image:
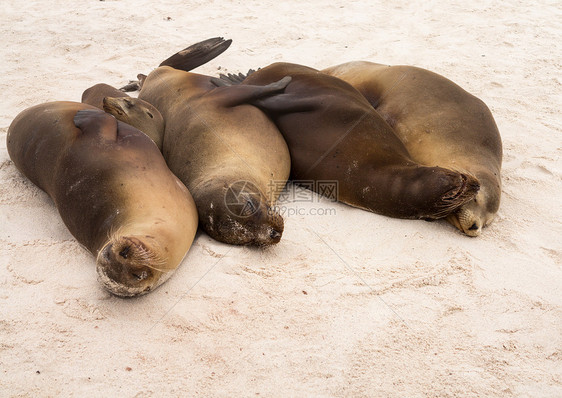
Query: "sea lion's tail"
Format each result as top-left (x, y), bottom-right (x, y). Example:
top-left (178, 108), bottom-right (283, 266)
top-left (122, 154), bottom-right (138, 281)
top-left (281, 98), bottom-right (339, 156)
top-left (159, 37), bottom-right (232, 71)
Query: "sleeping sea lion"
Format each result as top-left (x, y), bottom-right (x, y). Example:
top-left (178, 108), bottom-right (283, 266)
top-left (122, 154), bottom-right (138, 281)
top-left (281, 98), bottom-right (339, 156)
top-left (322, 61), bottom-right (502, 236)
top-left (6, 101), bottom-right (198, 296)
top-left (138, 67), bottom-right (291, 246)
top-left (81, 83), bottom-right (129, 109)
top-left (81, 83), bottom-right (164, 150)
top-left (230, 63), bottom-right (480, 220)
top-left (81, 37), bottom-right (235, 151)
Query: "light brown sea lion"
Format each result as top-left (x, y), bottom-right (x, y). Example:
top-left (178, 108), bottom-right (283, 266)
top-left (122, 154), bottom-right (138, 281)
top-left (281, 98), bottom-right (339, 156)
top-left (119, 36), bottom-right (233, 92)
top-left (80, 37), bottom-right (234, 151)
top-left (102, 96), bottom-right (165, 151)
top-left (138, 67), bottom-right (292, 246)
top-left (81, 83), bottom-right (165, 150)
top-left (322, 61), bottom-right (502, 236)
top-left (81, 83), bottom-right (129, 109)
top-left (6, 101), bottom-right (198, 297)
top-left (230, 63), bottom-right (480, 220)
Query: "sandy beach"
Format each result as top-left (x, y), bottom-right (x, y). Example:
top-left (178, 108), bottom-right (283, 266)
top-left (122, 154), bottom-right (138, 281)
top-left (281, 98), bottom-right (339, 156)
top-left (1, 0), bottom-right (561, 396)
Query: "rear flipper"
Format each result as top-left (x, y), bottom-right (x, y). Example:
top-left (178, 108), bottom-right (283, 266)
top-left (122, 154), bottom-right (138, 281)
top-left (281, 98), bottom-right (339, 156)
top-left (159, 37), bottom-right (232, 71)
top-left (208, 76), bottom-right (292, 108)
top-left (216, 69), bottom-right (257, 85)
top-left (119, 80), bottom-right (141, 92)
top-left (119, 74), bottom-right (148, 92)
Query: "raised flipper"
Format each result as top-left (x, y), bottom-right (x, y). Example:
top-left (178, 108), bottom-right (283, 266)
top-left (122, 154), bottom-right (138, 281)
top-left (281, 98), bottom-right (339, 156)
top-left (208, 76), bottom-right (292, 108)
top-left (73, 109), bottom-right (118, 142)
top-left (159, 37), bottom-right (232, 72)
top-left (120, 38), bottom-right (231, 91)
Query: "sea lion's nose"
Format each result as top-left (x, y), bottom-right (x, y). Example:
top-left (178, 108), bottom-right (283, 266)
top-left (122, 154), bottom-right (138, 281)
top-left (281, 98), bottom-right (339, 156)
top-left (468, 223), bottom-right (479, 231)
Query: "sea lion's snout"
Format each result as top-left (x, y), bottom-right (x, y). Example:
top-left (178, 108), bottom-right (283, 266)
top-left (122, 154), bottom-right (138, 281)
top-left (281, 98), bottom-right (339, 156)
top-left (446, 206), bottom-right (482, 237)
top-left (258, 205), bottom-right (284, 246)
top-left (269, 229), bottom-right (282, 241)
top-left (102, 97), bottom-right (124, 116)
top-left (96, 237), bottom-right (164, 297)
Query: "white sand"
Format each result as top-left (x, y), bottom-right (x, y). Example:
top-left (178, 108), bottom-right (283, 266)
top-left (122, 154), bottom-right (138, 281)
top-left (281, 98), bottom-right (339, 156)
top-left (1, 0), bottom-right (561, 396)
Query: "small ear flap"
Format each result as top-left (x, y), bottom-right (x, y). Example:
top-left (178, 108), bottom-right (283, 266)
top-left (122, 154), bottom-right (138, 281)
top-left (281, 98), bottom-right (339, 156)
top-left (73, 109), bottom-right (118, 141)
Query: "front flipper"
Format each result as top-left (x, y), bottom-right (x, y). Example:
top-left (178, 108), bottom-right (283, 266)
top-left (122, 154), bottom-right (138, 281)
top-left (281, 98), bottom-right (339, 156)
top-left (251, 92), bottom-right (319, 114)
top-left (73, 109), bottom-right (118, 142)
top-left (159, 37), bottom-right (232, 72)
top-left (208, 76), bottom-right (292, 108)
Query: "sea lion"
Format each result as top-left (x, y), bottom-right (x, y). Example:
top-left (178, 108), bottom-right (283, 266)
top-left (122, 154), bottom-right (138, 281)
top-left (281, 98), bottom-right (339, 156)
top-left (230, 63), bottom-right (479, 220)
top-left (138, 67), bottom-right (292, 246)
top-left (120, 36), bottom-right (234, 92)
top-left (6, 101), bottom-right (198, 297)
top-left (102, 96), bottom-right (165, 150)
top-left (322, 61), bottom-right (502, 236)
top-left (81, 83), bottom-right (165, 150)
top-left (81, 83), bottom-right (129, 109)
top-left (80, 37), bottom-right (234, 151)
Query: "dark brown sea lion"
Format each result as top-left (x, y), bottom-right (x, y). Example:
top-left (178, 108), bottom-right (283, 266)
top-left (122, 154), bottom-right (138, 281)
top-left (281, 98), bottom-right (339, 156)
top-left (6, 101), bottom-right (198, 297)
top-left (322, 61), bottom-right (502, 236)
top-left (81, 83), bottom-right (165, 150)
top-left (231, 63), bottom-right (480, 220)
top-left (138, 67), bottom-right (291, 246)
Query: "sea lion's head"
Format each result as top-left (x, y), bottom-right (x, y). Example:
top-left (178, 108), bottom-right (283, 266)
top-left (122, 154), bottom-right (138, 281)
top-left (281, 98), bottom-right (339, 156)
top-left (102, 97), bottom-right (164, 150)
top-left (195, 179), bottom-right (284, 246)
top-left (96, 235), bottom-right (172, 297)
top-left (447, 171), bottom-right (501, 237)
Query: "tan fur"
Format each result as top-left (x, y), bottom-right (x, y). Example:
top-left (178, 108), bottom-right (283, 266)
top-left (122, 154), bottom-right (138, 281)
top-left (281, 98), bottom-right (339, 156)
top-left (139, 67), bottom-right (290, 246)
